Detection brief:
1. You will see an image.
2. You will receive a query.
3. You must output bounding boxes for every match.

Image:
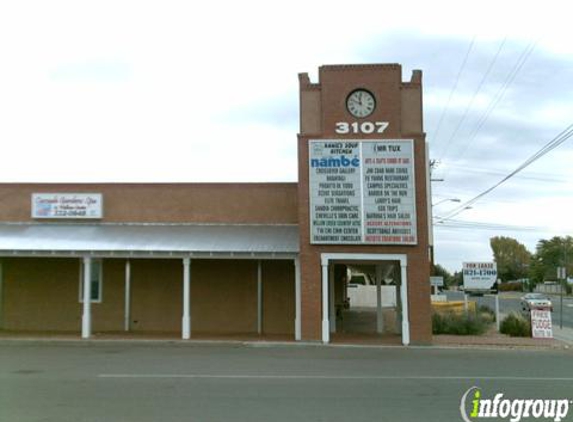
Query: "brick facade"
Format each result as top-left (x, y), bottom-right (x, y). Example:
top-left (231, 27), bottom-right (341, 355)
top-left (297, 64), bottom-right (431, 344)
top-left (0, 63), bottom-right (432, 344)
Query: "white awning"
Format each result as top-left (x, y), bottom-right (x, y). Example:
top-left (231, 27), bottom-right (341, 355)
top-left (0, 223), bottom-right (299, 259)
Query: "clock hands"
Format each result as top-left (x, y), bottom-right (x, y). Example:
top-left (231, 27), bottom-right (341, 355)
top-left (347, 90), bottom-right (375, 117)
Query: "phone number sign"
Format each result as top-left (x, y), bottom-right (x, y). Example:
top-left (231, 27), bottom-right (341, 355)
top-left (462, 262), bottom-right (497, 291)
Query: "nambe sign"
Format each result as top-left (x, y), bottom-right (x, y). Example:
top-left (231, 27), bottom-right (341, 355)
top-left (308, 139), bottom-right (417, 245)
top-left (462, 262), bottom-right (497, 291)
top-left (32, 193), bottom-right (103, 219)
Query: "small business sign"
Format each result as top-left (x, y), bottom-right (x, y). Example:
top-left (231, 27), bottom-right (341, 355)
top-left (531, 309), bottom-right (553, 339)
top-left (430, 276), bottom-right (444, 287)
top-left (462, 262), bottom-right (497, 291)
top-left (32, 193), bottom-right (103, 219)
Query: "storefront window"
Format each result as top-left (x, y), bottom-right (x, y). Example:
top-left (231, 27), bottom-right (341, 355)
top-left (79, 259), bottom-right (103, 303)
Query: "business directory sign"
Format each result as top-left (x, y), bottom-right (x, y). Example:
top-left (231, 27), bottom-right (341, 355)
top-left (309, 139), bottom-right (417, 245)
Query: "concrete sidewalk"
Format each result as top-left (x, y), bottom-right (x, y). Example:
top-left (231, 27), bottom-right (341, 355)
top-left (552, 324), bottom-right (573, 345)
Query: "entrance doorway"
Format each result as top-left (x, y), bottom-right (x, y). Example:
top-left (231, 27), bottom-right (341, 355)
top-left (320, 253), bottom-right (410, 345)
top-left (334, 262), bottom-right (401, 337)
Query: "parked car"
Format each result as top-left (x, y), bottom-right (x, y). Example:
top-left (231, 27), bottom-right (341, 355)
top-left (520, 293), bottom-right (553, 312)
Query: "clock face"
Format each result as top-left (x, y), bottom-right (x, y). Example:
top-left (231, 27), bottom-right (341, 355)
top-left (346, 89), bottom-right (376, 118)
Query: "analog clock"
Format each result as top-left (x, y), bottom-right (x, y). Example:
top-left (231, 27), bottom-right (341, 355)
top-left (346, 89), bottom-right (376, 118)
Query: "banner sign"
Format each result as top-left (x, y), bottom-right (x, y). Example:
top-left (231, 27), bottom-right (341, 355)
top-left (32, 193), bottom-right (103, 219)
top-left (531, 309), bottom-right (553, 339)
top-left (462, 262), bottom-right (497, 291)
top-left (309, 139), bottom-right (417, 245)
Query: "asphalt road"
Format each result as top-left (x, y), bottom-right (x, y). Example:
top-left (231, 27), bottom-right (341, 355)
top-left (1, 342), bottom-right (573, 422)
top-left (445, 291), bottom-right (573, 328)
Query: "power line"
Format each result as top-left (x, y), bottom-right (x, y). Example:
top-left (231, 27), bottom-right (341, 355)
top-left (434, 218), bottom-right (542, 232)
top-left (436, 123), bottom-right (573, 222)
top-left (430, 36), bottom-right (476, 145)
top-left (437, 37), bottom-right (507, 163)
top-left (444, 39), bottom-right (538, 168)
top-left (439, 164), bottom-right (568, 183)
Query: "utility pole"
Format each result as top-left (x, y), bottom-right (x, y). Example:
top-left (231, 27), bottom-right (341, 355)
top-left (560, 242), bottom-right (569, 330)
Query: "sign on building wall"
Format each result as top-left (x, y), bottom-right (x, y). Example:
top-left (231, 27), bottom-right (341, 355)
top-left (462, 262), bottom-right (497, 291)
top-left (531, 309), bottom-right (553, 339)
top-left (309, 139), bottom-right (417, 245)
top-left (32, 193), bottom-right (103, 219)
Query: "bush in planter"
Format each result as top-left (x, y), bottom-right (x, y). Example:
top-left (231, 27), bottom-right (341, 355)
top-left (500, 313), bottom-right (531, 337)
top-left (432, 311), bottom-right (491, 335)
top-left (498, 282), bottom-right (524, 292)
top-left (478, 305), bottom-right (496, 323)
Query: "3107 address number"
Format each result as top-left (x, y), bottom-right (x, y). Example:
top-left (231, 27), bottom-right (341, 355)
top-left (335, 121), bottom-right (389, 134)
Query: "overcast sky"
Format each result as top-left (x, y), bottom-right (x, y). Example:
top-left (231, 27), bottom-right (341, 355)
top-left (1, 0), bottom-right (572, 272)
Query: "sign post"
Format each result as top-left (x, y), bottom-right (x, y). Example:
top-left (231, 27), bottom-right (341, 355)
top-left (495, 294), bottom-right (500, 332)
top-left (557, 266), bottom-right (566, 330)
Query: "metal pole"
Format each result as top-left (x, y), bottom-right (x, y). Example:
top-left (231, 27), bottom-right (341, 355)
top-left (124, 260), bottom-right (131, 332)
top-left (560, 279), bottom-right (564, 330)
top-left (257, 260), bottom-right (263, 335)
top-left (182, 258), bottom-right (191, 339)
top-left (495, 294), bottom-right (500, 332)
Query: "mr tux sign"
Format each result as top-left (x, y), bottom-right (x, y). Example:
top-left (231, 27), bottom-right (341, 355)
top-left (309, 139), bottom-right (417, 245)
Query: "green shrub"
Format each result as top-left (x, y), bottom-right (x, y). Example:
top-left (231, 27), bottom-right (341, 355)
top-left (478, 305), bottom-right (496, 323)
top-left (498, 282), bottom-right (524, 292)
top-left (500, 313), bottom-right (531, 337)
top-left (432, 311), bottom-right (491, 335)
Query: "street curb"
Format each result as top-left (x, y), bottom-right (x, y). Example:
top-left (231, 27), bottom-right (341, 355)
top-left (0, 337), bottom-right (570, 352)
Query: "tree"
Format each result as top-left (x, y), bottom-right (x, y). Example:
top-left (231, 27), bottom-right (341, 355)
top-left (529, 236), bottom-right (573, 285)
top-left (432, 264), bottom-right (462, 288)
top-left (432, 263), bottom-right (452, 287)
top-left (490, 236), bottom-right (532, 282)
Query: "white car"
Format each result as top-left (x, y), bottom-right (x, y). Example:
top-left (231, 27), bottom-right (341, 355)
top-left (521, 293), bottom-right (553, 312)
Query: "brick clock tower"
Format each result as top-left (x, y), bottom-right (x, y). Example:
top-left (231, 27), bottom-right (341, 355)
top-left (297, 64), bottom-right (432, 345)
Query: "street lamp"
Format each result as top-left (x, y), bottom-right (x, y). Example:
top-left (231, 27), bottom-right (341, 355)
top-left (429, 198), bottom-right (461, 273)
top-left (432, 198), bottom-right (461, 207)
